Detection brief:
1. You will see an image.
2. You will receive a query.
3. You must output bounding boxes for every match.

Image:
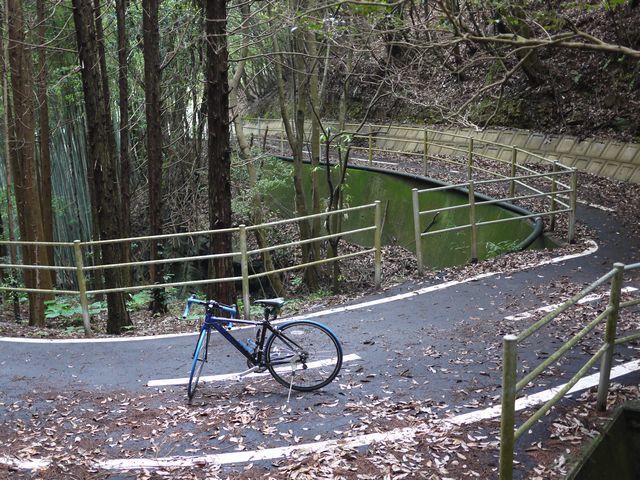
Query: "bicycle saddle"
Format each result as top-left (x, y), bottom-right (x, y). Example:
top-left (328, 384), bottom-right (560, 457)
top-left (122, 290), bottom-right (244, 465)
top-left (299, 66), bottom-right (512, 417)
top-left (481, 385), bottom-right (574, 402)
top-left (254, 298), bottom-right (285, 309)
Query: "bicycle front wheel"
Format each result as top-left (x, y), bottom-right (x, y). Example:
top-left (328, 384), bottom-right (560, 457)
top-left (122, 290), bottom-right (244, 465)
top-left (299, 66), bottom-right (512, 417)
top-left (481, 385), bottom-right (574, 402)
top-left (188, 328), bottom-right (209, 400)
top-left (265, 321), bottom-right (343, 392)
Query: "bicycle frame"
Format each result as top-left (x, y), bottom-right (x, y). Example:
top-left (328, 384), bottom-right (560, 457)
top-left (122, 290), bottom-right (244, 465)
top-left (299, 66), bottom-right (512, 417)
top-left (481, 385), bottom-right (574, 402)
top-left (186, 297), bottom-right (307, 369)
top-left (185, 296), bottom-right (343, 398)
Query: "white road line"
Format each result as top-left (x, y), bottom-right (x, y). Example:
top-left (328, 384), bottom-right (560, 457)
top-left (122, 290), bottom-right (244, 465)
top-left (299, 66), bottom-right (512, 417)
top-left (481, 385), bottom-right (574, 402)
top-left (147, 353), bottom-right (361, 387)
top-left (0, 330), bottom-right (198, 344)
top-left (95, 357), bottom-right (640, 471)
top-left (97, 426), bottom-right (426, 471)
top-left (9, 354), bottom-right (639, 473)
top-left (446, 358), bottom-right (640, 426)
top-left (0, 240), bottom-right (598, 345)
top-left (504, 286), bottom-right (638, 321)
top-left (289, 240), bottom-right (599, 323)
top-left (0, 457), bottom-right (50, 471)
top-left (558, 194), bottom-right (616, 212)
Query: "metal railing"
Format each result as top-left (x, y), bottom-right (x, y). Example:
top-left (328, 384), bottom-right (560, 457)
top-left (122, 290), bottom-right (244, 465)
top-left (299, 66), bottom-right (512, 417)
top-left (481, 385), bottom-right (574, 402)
top-left (499, 262), bottom-right (640, 480)
top-left (0, 202), bottom-right (382, 336)
top-left (244, 119), bottom-right (578, 269)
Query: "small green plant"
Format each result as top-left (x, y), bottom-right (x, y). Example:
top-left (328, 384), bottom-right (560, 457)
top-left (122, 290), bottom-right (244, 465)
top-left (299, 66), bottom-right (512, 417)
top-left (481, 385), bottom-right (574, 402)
top-left (290, 276), bottom-right (304, 288)
top-left (89, 301), bottom-right (107, 314)
top-left (486, 240), bottom-right (519, 258)
top-left (44, 299), bottom-right (81, 319)
top-left (0, 272), bottom-right (26, 305)
top-left (127, 291), bottom-right (151, 310)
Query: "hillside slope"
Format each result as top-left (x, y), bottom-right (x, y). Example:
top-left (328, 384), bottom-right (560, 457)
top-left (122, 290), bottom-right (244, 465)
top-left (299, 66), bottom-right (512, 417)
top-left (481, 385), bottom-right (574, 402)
top-left (250, 3), bottom-right (640, 142)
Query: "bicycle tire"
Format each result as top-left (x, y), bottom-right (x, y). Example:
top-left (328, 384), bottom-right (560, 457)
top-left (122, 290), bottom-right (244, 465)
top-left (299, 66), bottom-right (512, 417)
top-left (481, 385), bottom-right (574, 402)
top-left (265, 320), bottom-right (342, 392)
top-left (188, 328), bottom-right (209, 400)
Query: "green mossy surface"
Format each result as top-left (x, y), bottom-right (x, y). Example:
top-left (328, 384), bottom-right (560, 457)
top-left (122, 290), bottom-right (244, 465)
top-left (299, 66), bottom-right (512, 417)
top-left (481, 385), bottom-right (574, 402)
top-left (263, 159), bottom-right (546, 270)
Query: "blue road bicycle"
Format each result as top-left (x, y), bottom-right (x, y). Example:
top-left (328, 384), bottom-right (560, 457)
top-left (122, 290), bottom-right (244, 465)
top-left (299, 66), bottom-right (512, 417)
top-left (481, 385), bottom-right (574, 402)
top-left (183, 295), bottom-right (343, 400)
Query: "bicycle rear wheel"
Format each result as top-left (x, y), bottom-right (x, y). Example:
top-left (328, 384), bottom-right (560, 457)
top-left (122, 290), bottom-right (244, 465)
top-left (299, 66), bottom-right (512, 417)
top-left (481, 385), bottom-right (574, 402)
top-left (188, 328), bottom-right (209, 400)
top-left (265, 320), bottom-right (342, 392)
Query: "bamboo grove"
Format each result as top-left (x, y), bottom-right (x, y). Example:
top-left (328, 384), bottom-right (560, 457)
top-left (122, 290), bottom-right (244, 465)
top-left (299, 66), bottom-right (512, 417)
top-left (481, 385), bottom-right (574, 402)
top-left (0, 0), bottom-right (638, 332)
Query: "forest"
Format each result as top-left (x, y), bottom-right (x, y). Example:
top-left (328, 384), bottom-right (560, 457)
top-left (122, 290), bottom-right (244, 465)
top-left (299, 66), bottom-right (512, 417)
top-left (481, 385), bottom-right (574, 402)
top-left (1, 0), bottom-right (639, 334)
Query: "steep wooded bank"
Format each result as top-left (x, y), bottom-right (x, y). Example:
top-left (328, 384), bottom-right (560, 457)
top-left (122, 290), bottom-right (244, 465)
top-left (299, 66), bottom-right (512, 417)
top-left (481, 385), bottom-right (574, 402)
top-left (0, 0), bottom-right (638, 331)
top-left (248, 3), bottom-right (640, 142)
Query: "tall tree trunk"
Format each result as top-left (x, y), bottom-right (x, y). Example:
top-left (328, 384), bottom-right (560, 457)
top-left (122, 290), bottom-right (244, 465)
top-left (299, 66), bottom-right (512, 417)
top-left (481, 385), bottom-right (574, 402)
top-left (72, 0), bottom-right (131, 334)
top-left (307, 30), bottom-right (322, 269)
top-left (205, 0), bottom-right (235, 306)
top-left (502, 3), bottom-right (547, 86)
top-left (229, 1), bottom-right (284, 296)
top-left (7, 0), bottom-right (54, 327)
top-left (143, 0), bottom-right (167, 313)
top-left (0, 7), bottom-right (20, 321)
top-left (271, 4), bottom-right (319, 290)
top-left (115, 0), bottom-right (132, 282)
top-left (36, 0), bottom-right (55, 285)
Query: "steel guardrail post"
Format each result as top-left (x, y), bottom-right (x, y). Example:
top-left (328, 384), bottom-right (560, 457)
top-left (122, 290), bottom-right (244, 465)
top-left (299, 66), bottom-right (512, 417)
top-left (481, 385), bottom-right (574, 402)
top-left (467, 136), bottom-right (474, 181)
top-left (596, 262), bottom-right (625, 411)
top-left (509, 147), bottom-right (517, 197)
top-left (239, 225), bottom-right (251, 320)
top-left (412, 188), bottom-right (423, 274)
top-left (374, 200), bottom-right (382, 288)
top-left (568, 168), bottom-right (578, 243)
top-left (423, 128), bottom-right (428, 176)
top-left (550, 162), bottom-right (558, 231)
top-left (368, 125), bottom-right (373, 165)
top-left (73, 240), bottom-right (92, 336)
top-left (499, 334), bottom-right (517, 480)
top-left (468, 181), bottom-right (478, 263)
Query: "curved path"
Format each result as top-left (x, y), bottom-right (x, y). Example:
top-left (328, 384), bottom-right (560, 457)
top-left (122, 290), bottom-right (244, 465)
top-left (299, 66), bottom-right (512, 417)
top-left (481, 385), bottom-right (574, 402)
top-left (1, 204), bottom-right (639, 478)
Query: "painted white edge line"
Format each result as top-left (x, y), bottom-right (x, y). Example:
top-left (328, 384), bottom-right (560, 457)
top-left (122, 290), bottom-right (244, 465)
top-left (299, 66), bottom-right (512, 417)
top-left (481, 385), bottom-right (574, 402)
top-left (446, 358), bottom-right (640, 426)
top-left (95, 356), bottom-right (640, 471)
top-left (504, 286), bottom-right (638, 321)
top-left (0, 240), bottom-right (599, 345)
top-left (9, 354), bottom-right (638, 473)
top-left (147, 353), bottom-right (361, 387)
top-left (0, 330), bottom-right (199, 344)
top-left (288, 240), bottom-right (599, 323)
top-left (0, 456), bottom-right (50, 471)
top-left (557, 194), bottom-right (616, 213)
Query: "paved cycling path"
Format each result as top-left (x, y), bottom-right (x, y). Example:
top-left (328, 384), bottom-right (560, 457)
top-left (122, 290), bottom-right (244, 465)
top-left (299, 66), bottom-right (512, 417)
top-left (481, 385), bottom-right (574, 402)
top-left (1, 204), bottom-right (638, 477)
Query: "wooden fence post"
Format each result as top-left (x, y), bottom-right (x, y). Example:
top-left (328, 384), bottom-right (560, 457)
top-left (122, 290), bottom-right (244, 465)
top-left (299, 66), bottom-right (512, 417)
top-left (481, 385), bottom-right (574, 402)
top-left (550, 162), bottom-right (558, 231)
top-left (280, 120), bottom-right (285, 154)
top-left (423, 128), bottom-right (428, 176)
top-left (368, 125), bottom-right (373, 165)
top-left (239, 225), bottom-right (251, 320)
top-left (468, 181), bottom-right (478, 263)
top-left (374, 200), bottom-right (382, 288)
top-left (73, 240), bottom-right (92, 336)
top-left (467, 137), bottom-right (474, 181)
top-left (509, 147), bottom-right (517, 197)
top-left (412, 188), bottom-right (423, 274)
top-left (499, 335), bottom-right (518, 480)
top-left (596, 262), bottom-right (625, 411)
top-left (568, 169), bottom-right (578, 243)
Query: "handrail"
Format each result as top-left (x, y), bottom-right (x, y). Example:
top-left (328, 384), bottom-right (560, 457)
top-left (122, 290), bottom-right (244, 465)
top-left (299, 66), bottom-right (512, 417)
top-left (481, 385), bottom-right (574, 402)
top-left (250, 118), bottom-right (578, 255)
top-left (0, 201), bottom-right (384, 332)
top-left (247, 117), bottom-right (574, 172)
top-left (499, 262), bottom-right (640, 480)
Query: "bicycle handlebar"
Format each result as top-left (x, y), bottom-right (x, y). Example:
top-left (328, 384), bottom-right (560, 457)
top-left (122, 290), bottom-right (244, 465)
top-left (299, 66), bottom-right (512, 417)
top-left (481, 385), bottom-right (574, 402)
top-left (182, 294), bottom-right (237, 319)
